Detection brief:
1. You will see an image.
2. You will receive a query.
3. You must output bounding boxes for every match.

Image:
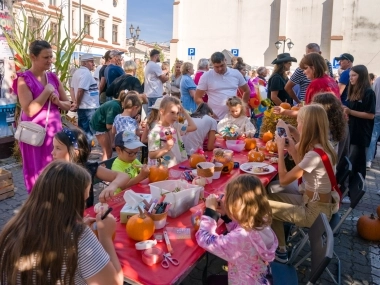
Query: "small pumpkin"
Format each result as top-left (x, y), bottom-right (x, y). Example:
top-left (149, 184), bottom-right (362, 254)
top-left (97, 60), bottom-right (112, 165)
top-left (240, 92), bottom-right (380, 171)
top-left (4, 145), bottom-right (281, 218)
top-left (266, 139), bottom-right (278, 153)
top-left (91, 222), bottom-right (116, 241)
top-left (189, 149), bottom-right (206, 168)
top-left (126, 206), bottom-right (155, 241)
top-left (291, 105), bottom-right (300, 111)
top-left (221, 161), bottom-right (234, 174)
top-left (245, 138), bottom-right (257, 151)
top-left (280, 102), bottom-right (291, 110)
top-left (248, 147), bottom-right (265, 162)
top-left (149, 161), bottom-right (169, 182)
top-left (357, 214), bottom-right (380, 241)
top-left (262, 131), bottom-right (274, 143)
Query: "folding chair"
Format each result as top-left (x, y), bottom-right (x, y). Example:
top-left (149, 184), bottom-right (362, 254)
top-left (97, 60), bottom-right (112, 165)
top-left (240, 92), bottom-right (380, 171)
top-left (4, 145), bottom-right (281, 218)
top-left (290, 172), bottom-right (365, 285)
top-left (93, 156), bottom-right (117, 186)
top-left (270, 213), bottom-right (334, 285)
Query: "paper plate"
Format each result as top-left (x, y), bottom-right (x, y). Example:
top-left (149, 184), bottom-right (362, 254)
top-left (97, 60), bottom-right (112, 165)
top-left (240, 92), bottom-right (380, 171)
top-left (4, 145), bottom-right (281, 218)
top-left (240, 162), bottom-right (276, 175)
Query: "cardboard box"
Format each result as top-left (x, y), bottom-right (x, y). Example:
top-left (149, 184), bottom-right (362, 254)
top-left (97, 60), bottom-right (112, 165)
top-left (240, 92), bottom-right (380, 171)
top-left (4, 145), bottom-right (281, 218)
top-left (0, 168), bottom-right (14, 201)
top-left (120, 193), bottom-right (152, 224)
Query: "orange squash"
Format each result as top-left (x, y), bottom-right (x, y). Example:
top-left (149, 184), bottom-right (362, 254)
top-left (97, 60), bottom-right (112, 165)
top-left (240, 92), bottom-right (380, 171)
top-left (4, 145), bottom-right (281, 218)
top-left (245, 138), bottom-right (257, 151)
top-left (126, 207), bottom-right (155, 241)
top-left (266, 139), bottom-right (278, 153)
top-left (189, 149), bottom-right (206, 168)
top-left (262, 131), bottom-right (274, 143)
top-left (280, 102), bottom-right (291, 110)
top-left (149, 164), bottom-right (169, 182)
top-left (248, 147), bottom-right (265, 162)
top-left (91, 222), bottom-right (116, 241)
top-left (357, 214), bottom-right (380, 241)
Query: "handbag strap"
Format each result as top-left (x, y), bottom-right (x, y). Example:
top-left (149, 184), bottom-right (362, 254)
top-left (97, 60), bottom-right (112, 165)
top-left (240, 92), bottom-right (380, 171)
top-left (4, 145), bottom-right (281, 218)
top-left (313, 148), bottom-right (342, 200)
top-left (18, 72), bottom-right (52, 130)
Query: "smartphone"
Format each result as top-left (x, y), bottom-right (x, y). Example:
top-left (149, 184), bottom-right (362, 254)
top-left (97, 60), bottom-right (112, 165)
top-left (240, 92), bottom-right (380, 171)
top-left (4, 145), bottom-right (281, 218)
top-left (276, 127), bottom-right (287, 138)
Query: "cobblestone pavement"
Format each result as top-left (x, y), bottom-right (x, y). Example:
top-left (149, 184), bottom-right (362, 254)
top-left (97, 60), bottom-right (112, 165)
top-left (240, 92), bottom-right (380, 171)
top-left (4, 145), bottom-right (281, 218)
top-left (1, 148), bottom-right (380, 285)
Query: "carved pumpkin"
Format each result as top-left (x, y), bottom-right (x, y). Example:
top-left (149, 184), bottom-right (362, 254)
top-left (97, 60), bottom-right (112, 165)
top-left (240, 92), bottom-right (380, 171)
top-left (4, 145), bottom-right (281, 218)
top-left (245, 138), bottom-right (257, 151)
top-left (357, 214), bottom-right (380, 241)
top-left (266, 139), bottom-right (278, 153)
top-left (248, 148), bottom-right (265, 162)
top-left (189, 150), bottom-right (206, 168)
top-left (91, 222), bottom-right (116, 241)
top-left (221, 161), bottom-right (234, 174)
top-left (262, 131), bottom-right (274, 143)
top-left (126, 207), bottom-right (155, 241)
top-left (149, 165), bottom-right (169, 182)
top-left (280, 102), bottom-right (291, 110)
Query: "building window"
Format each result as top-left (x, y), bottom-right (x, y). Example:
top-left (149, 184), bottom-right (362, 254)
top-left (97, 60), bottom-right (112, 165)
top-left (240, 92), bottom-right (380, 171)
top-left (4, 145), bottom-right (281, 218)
top-left (28, 17), bottom-right (41, 37)
top-left (112, 24), bottom-right (118, 43)
top-left (113, 0), bottom-right (117, 7)
top-left (49, 0), bottom-right (56, 6)
top-left (84, 14), bottom-right (91, 35)
top-left (99, 19), bottom-right (105, 39)
top-left (50, 22), bottom-right (58, 45)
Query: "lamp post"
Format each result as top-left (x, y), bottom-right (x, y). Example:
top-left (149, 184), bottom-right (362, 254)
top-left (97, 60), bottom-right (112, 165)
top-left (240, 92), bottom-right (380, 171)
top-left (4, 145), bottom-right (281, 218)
top-left (275, 38), bottom-right (294, 53)
top-left (129, 24), bottom-right (141, 59)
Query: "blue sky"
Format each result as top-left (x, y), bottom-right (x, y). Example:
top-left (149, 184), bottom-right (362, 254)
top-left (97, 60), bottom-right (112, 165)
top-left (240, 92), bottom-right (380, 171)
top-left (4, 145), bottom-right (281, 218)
top-left (127, 0), bottom-right (173, 43)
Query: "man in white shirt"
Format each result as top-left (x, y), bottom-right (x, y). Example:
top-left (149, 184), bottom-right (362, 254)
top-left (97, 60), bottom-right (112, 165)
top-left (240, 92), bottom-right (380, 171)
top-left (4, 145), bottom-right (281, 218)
top-left (194, 52), bottom-right (250, 120)
top-left (144, 49), bottom-right (169, 115)
top-left (70, 53), bottom-right (100, 143)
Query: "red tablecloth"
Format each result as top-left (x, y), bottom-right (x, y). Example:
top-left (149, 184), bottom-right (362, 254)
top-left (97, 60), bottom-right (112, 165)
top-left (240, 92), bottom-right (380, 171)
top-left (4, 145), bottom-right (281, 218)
top-left (85, 139), bottom-right (278, 285)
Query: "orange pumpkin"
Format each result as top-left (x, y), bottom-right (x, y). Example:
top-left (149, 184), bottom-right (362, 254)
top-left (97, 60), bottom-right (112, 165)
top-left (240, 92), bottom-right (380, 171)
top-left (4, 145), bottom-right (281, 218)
top-left (91, 222), bottom-right (116, 241)
top-left (291, 106), bottom-right (300, 111)
top-left (280, 102), bottom-right (291, 110)
top-left (126, 207), bottom-right (155, 241)
top-left (248, 148), bottom-right (265, 162)
top-left (189, 152), bottom-right (206, 168)
top-left (266, 139), bottom-right (278, 153)
top-left (149, 165), bottom-right (169, 182)
top-left (357, 214), bottom-right (380, 241)
top-left (221, 161), bottom-right (234, 174)
top-left (245, 138), bottom-right (257, 151)
top-left (262, 131), bottom-right (274, 143)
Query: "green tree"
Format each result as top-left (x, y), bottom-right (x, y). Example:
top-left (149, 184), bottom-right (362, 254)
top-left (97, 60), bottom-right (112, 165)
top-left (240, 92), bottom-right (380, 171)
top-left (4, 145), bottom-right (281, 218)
top-left (154, 43), bottom-right (165, 62)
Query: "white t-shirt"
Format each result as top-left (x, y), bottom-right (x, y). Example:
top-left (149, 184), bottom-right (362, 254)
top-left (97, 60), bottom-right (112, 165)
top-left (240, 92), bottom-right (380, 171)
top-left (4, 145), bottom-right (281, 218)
top-left (71, 66), bottom-right (100, 109)
top-left (183, 115), bottom-right (217, 155)
top-left (217, 114), bottom-right (256, 135)
top-left (144, 61), bottom-right (164, 98)
top-left (197, 67), bottom-right (246, 119)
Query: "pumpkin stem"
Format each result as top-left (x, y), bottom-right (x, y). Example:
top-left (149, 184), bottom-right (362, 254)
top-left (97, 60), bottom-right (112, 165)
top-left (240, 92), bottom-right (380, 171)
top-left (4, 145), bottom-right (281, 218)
top-left (137, 206), bottom-right (146, 219)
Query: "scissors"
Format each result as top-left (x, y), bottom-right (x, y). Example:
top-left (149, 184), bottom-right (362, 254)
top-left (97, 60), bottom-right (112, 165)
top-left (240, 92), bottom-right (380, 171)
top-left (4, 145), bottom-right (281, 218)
top-left (161, 253), bottom-right (179, 269)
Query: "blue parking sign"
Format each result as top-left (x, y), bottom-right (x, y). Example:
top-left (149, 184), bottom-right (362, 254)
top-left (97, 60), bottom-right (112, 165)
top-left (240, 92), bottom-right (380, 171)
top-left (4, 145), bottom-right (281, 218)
top-left (231, 49), bottom-right (239, 56)
top-left (188, 48), bottom-right (196, 56)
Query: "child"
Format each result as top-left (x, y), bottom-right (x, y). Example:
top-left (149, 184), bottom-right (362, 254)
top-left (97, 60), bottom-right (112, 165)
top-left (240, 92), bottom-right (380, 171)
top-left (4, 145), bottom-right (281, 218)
top-left (112, 130), bottom-right (150, 193)
top-left (217, 96), bottom-right (256, 136)
top-left (148, 96), bottom-right (197, 167)
top-left (182, 103), bottom-right (217, 155)
top-left (112, 91), bottom-right (142, 136)
top-left (196, 175), bottom-right (278, 284)
top-left (52, 128), bottom-right (131, 206)
top-left (141, 97), bottom-right (162, 144)
top-left (0, 161), bottom-right (123, 284)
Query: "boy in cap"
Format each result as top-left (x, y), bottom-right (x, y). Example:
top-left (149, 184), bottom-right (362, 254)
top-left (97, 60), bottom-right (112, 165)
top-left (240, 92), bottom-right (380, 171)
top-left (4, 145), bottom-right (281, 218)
top-left (111, 130), bottom-right (149, 193)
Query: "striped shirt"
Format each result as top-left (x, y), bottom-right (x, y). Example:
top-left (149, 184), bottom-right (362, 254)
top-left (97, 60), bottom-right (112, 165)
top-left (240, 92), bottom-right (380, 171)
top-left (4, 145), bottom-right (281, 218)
top-left (289, 67), bottom-right (311, 101)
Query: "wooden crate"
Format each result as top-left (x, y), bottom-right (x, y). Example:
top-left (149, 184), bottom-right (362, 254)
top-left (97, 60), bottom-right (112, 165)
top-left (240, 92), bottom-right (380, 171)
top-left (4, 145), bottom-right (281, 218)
top-left (0, 168), bottom-right (14, 201)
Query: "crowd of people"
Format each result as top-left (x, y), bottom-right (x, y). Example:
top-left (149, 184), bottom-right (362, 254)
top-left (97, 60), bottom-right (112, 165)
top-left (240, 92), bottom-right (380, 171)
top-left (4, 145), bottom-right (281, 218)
top-left (1, 38), bottom-right (378, 284)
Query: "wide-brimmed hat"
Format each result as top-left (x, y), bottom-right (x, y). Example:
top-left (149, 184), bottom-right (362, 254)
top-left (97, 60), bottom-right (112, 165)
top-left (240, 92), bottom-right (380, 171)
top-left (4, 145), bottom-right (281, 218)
top-left (271, 53), bottom-right (297, 65)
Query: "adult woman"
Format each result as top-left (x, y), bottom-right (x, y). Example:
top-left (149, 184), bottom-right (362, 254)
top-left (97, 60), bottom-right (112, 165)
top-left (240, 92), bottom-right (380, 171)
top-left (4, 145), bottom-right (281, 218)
top-left (180, 62), bottom-right (197, 112)
top-left (170, 60), bottom-right (182, 99)
top-left (194, 58), bottom-right (209, 102)
top-left (343, 65), bottom-right (375, 181)
top-left (268, 53), bottom-right (297, 106)
top-left (300, 53), bottom-right (340, 104)
top-left (267, 105), bottom-right (338, 263)
top-left (13, 40), bottom-right (71, 193)
top-left (0, 161), bottom-right (123, 284)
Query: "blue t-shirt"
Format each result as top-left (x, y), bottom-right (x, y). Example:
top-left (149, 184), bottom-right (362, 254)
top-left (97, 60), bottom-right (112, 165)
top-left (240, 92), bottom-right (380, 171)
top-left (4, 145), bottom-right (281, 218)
top-left (105, 64), bottom-right (124, 86)
top-left (339, 68), bottom-right (350, 106)
top-left (180, 74), bottom-right (197, 112)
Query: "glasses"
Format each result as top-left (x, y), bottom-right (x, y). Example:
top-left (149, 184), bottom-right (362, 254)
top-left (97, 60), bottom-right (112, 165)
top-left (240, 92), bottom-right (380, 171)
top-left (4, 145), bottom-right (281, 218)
top-left (121, 148), bottom-right (138, 156)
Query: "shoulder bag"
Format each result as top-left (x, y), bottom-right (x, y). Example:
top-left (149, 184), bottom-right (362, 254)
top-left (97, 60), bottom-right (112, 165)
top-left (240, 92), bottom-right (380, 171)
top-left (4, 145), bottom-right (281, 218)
top-left (14, 73), bottom-right (52, 147)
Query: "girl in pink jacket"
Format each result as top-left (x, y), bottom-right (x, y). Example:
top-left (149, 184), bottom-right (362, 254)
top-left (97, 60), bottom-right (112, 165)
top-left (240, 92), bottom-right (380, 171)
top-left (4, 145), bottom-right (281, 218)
top-left (196, 175), bottom-right (278, 285)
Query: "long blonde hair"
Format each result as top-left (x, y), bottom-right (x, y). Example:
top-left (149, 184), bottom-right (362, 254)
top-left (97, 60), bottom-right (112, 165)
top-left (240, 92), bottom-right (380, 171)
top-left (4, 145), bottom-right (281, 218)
top-left (297, 104), bottom-right (337, 165)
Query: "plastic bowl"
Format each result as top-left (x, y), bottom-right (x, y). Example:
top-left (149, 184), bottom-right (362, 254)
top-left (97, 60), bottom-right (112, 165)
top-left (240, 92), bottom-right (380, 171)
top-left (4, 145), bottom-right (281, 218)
top-left (226, 140), bottom-right (245, 152)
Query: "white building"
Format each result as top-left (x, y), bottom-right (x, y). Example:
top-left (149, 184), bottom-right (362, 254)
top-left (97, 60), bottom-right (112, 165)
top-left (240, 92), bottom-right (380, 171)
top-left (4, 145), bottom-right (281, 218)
top-left (170, 0), bottom-right (380, 75)
top-left (13, 0), bottom-right (127, 62)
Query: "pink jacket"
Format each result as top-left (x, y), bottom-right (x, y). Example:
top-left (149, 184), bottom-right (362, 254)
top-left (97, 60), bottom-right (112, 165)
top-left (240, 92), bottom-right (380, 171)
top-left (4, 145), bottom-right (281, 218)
top-left (196, 215), bottom-right (278, 285)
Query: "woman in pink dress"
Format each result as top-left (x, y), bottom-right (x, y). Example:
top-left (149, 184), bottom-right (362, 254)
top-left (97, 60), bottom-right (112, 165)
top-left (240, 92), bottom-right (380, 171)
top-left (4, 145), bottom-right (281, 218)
top-left (13, 40), bottom-right (71, 193)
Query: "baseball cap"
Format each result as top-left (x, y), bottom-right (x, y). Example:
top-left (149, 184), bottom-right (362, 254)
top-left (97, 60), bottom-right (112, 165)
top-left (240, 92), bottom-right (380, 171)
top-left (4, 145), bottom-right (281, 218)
top-left (80, 53), bottom-right (94, 61)
top-left (103, 50), bottom-right (111, 61)
top-left (335, 53), bottom-right (354, 62)
top-left (115, 131), bottom-right (145, 149)
top-left (148, 97), bottom-right (163, 110)
top-left (109, 50), bottom-right (124, 58)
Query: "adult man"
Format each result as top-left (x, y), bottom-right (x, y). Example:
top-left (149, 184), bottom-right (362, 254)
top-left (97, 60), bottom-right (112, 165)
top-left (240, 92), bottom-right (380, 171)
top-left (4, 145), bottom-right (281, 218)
top-left (144, 49), bottom-right (169, 113)
top-left (366, 76), bottom-right (380, 169)
top-left (335, 53), bottom-right (354, 106)
top-left (104, 50), bottom-right (124, 87)
top-left (194, 52), bottom-right (250, 120)
top-left (285, 43), bottom-right (332, 102)
top-left (70, 53), bottom-right (99, 143)
top-left (98, 50), bottom-right (111, 104)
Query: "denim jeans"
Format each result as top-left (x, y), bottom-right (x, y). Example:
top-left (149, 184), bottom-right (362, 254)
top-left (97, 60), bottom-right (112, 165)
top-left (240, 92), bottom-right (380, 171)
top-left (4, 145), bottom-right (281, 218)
top-left (147, 97), bottom-right (161, 116)
top-left (366, 115), bottom-right (380, 163)
top-left (77, 108), bottom-right (96, 144)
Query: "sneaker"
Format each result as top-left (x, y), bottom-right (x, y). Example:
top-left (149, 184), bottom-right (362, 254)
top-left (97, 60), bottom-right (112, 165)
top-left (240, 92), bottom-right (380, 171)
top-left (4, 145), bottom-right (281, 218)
top-left (275, 250), bottom-right (288, 263)
top-left (341, 196), bottom-right (351, 204)
top-left (366, 161), bottom-right (372, 169)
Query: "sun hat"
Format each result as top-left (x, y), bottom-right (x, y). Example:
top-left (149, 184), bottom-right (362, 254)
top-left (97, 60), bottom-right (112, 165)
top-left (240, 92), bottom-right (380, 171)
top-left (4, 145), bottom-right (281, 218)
top-left (149, 97), bottom-right (164, 110)
top-left (114, 131), bottom-right (145, 149)
top-left (271, 53), bottom-right (297, 65)
top-left (334, 53), bottom-right (354, 63)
